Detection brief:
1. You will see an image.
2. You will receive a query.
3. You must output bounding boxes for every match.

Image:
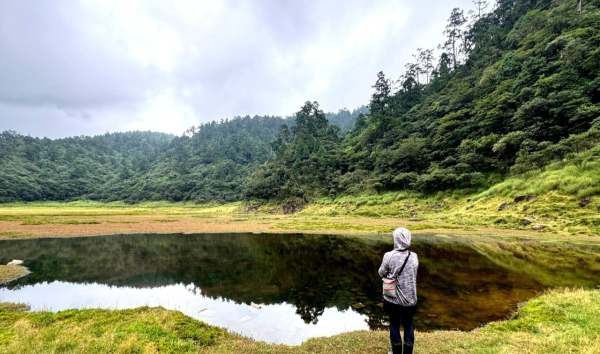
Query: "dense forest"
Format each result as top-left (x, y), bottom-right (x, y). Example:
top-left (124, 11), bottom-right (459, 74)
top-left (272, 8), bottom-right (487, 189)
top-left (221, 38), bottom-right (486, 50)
top-left (0, 108), bottom-right (366, 203)
top-left (2, 0), bottom-right (599, 204)
top-left (246, 0), bottom-right (600, 201)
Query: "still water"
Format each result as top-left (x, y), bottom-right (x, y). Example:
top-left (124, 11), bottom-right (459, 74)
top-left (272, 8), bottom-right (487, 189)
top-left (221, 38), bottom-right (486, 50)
top-left (1, 233), bottom-right (599, 344)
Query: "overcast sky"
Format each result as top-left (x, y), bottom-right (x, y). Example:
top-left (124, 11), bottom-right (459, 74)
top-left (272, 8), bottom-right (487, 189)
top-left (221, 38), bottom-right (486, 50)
top-left (0, 0), bottom-right (474, 138)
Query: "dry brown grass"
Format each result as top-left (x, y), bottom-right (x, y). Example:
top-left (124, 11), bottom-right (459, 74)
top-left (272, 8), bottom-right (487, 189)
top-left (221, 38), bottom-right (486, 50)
top-left (0, 265), bottom-right (29, 284)
top-left (1, 207), bottom-right (593, 242)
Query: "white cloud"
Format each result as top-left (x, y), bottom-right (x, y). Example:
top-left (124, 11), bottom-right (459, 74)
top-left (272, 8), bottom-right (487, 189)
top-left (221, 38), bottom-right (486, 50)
top-left (0, 0), bottom-right (475, 138)
top-left (125, 89), bottom-right (197, 134)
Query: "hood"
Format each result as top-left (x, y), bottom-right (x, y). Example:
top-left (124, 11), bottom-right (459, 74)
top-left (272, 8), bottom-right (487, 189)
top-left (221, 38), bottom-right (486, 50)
top-left (393, 227), bottom-right (411, 250)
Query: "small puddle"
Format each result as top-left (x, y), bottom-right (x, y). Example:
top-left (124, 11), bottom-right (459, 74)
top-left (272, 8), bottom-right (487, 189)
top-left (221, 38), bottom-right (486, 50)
top-left (1, 233), bottom-right (599, 344)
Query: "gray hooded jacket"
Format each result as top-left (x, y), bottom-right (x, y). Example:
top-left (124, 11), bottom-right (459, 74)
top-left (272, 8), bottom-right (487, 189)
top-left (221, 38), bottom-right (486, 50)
top-left (378, 228), bottom-right (419, 306)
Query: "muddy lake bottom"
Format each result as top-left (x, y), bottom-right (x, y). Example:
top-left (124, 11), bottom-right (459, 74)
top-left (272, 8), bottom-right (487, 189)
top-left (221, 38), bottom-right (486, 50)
top-left (1, 233), bottom-right (599, 345)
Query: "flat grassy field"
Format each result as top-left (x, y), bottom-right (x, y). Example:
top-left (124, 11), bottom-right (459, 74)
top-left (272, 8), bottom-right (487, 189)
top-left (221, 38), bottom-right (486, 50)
top-left (0, 201), bottom-right (522, 240)
top-left (1, 289), bottom-right (598, 353)
top-left (0, 192), bottom-right (598, 241)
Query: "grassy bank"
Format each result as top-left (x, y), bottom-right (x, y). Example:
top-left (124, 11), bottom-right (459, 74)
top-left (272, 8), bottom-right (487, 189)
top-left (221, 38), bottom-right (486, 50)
top-left (0, 288), bottom-right (598, 353)
top-left (299, 190), bottom-right (599, 236)
top-left (299, 155), bottom-right (600, 236)
top-left (0, 200), bottom-right (566, 241)
top-left (0, 193), bottom-right (599, 241)
top-left (0, 265), bottom-right (29, 284)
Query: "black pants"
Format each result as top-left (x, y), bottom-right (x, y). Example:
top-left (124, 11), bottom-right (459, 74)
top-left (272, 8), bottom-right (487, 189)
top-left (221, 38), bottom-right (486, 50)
top-left (383, 300), bottom-right (416, 346)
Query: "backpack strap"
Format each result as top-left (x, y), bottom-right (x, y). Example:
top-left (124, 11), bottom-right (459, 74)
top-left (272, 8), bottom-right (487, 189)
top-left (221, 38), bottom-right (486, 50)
top-left (393, 251), bottom-right (411, 279)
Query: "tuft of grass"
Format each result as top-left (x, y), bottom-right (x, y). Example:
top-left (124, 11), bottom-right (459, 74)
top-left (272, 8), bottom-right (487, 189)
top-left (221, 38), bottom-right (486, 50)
top-left (0, 232), bottom-right (33, 239)
top-left (0, 305), bottom-right (224, 354)
top-left (0, 265), bottom-right (30, 284)
top-left (59, 220), bottom-right (102, 225)
top-left (475, 156), bottom-right (600, 200)
top-left (274, 220), bottom-right (393, 233)
top-left (151, 219), bottom-right (178, 223)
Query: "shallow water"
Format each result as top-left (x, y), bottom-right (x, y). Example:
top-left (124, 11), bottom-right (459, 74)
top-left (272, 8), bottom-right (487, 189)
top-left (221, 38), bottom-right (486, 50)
top-left (0, 233), bottom-right (599, 344)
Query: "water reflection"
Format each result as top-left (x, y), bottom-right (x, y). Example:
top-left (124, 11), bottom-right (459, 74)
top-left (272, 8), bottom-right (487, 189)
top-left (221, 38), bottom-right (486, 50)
top-left (0, 233), bottom-right (598, 344)
top-left (2, 281), bottom-right (368, 344)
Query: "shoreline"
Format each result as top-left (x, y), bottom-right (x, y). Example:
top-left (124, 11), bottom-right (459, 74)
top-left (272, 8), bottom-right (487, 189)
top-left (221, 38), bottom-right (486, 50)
top-left (1, 213), bottom-right (599, 243)
top-left (1, 198), bottom-right (598, 242)
top-left (0, 288), bottom-right (598, 353)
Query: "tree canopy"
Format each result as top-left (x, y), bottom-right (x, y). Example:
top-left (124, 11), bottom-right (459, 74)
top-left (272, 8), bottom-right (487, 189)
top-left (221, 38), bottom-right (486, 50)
top-left (0, 110), bottom-right (362, 203)
top-left (246, 0), bottom-right (600, 200)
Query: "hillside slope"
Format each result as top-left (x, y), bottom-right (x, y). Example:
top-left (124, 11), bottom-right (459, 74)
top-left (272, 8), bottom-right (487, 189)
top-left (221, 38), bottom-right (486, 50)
top-left (295, 148), bottom-right (600, 235)
top-left (246, 0), bottom-right (600, 202)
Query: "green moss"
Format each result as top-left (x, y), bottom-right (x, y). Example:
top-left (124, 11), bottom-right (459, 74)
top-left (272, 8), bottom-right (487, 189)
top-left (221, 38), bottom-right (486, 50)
top-left (171, 312), bottom-right (224, 346)
top-left (0, 306), bottom-right (224, 354)
top-left (489, 298), bottom-right (565, 333)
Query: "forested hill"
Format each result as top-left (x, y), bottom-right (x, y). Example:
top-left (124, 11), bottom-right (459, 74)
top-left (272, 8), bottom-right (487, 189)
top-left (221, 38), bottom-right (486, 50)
top-left (0, 131), bottom-right (174, 202)
top-left (3, 0), bottom-right (600, 205)
top-left (245, 0), bottom-right (600, 201)
top-left (0, 108), bottom-right (366, 203)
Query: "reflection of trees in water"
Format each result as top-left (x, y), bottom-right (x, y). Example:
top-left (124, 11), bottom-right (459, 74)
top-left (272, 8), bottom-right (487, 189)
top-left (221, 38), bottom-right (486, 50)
top-left (297, 303), bottom-right (325, 325)
top-left (1, 234), bottom-right (598, 331)
top-left (0, 234), bottom-right (391, 326)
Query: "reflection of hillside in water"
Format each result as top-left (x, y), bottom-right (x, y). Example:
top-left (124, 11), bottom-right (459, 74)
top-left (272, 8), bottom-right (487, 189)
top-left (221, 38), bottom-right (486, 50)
top-left (1, 233), bottom-right (599, 331)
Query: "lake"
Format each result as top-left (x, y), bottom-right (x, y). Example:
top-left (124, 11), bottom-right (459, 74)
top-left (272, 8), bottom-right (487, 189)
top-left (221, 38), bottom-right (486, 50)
top-left (1, 233), bottom-right (599, 345)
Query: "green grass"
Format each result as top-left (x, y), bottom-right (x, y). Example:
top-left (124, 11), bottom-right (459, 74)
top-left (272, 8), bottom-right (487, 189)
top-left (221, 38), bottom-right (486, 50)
top-left (475, 152), bottom-right (600, 200)
top-left (274, 220), bottom-right (394, 233)
top-left (0, 202), bottom-right (241, 226)
top-left (0, 232), bottom-right (33, 239)
top-left (0, 305), bottom-right (224, 353)
top-left (151, 219), bottom-right (177, 223)
top-left (58, 220), bottom-right (102, 225)
top-left (298, 157), bottom-right (600, 236)
top-left (299, 152), bottom-right (600, 236)
top-left (1, 289), bottom-right (599, 353)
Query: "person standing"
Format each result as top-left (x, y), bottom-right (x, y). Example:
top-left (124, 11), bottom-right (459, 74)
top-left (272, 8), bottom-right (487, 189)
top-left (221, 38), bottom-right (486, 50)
top-left (378, 227), bottom-right (419, 354)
